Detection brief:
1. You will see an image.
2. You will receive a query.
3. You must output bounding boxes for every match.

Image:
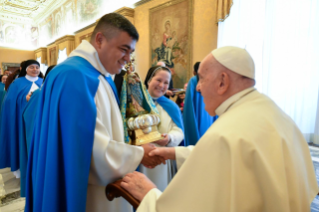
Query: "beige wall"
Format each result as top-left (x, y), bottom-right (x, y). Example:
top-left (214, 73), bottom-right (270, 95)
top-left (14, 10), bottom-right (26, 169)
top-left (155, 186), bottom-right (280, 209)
top-left (0, 48), bottom-right (35, 74)
top-left (134, 0), bottom-right (218, 81)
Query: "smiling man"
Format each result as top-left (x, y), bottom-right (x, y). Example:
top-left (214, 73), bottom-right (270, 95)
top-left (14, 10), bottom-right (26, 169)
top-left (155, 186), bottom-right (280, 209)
top-left (121, 46), bottom-right (318, 212)
top-left (25, 13), bottom-right (164, 212)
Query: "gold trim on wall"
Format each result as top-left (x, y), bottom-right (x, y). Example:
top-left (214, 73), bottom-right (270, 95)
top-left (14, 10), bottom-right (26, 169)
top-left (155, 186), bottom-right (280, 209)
top-left (47, 45), bottom-right (57, 66)
top-left (34, 47), bottom-right (47, 64)
top-left (149, 0), bottom-right (193, 86)
top-left (114, 7), bottom-right (135, 18)
top-left (79, 32), bottom-right (93, 44)
top-left (74, 22), bottom-right (97, 34)
top-left (55, 35), bottom-right (75, 56)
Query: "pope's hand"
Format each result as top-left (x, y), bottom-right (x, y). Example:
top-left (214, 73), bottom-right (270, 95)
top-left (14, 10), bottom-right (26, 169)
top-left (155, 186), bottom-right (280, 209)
top-left (149, 147), bottom-right (176, 160)
top-left (141, 143), bottom-right (166, 168)
top-left (121, 171), bottom-right (156, 202)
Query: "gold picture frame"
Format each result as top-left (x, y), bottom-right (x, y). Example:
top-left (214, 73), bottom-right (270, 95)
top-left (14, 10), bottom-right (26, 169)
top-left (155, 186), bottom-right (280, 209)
top-left (149, 0), bottom-right (193, 88)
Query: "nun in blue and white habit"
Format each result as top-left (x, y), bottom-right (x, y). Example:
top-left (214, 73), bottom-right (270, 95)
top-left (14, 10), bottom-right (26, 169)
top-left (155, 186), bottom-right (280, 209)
top-left (141, 65), bottom-right (184, 192)
top-left (0, 59), bottom-right (43, 197)
top-left (22, 65), bottom-right (56, 155)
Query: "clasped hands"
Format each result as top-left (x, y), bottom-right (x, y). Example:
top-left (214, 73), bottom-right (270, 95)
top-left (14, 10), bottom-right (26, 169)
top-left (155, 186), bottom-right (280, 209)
top-left (140, 143), bottom-right (165, 169)
top-left (140, 135), bottom-right (172, 169)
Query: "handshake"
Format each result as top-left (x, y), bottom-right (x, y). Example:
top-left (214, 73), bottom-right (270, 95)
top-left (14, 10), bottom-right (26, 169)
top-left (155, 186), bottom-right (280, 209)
top-left (140, 143), bottom-right (174, 169)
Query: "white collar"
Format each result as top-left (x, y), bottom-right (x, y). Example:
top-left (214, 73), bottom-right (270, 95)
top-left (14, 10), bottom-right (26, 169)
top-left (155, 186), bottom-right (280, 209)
top-left (69, 40), bottom-right (110, 77)
top-left (25, 75), bottom-right (38, 82)
top-left (215, 87), bottom-right (256, 116)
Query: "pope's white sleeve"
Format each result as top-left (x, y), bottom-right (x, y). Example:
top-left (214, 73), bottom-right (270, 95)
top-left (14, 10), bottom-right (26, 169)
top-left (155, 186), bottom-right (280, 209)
top-left (166, 123), bottom-right (184, 147)
top-left (88, 112), bottom-right (144, 186)
top-left (175, 146), bottom-right (195, 169)
top-left (137, 188), bottom-right (162, 212)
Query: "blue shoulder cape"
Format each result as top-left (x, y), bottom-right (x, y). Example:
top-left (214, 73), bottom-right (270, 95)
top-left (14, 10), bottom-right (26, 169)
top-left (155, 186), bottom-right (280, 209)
top-left (25, 56), bottom-right (101, 212)
top-left (0, 83), bottom-right (5, 106)
top-left (183, 76), bottom-right (218, 146)
top-left (0, 77), bottom-right (42, 197)
top-left (0, 83), bottom-right (6, 118)
top-left (23, 88), bottom-right (41, 155)
top-left (157, 96), bottom-right (185, 146)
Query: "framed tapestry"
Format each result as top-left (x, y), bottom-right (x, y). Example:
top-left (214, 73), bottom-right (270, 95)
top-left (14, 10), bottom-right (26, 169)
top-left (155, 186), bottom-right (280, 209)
top-left (149, 0), bottom-right (193, 88)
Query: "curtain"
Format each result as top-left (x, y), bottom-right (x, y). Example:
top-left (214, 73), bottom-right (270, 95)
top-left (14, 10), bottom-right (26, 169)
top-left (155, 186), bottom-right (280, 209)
top-left (216, 0), bottom-right (233, 22)
top-left (218, 0), bottom-right (319, 143)
top-left (57, 48), bottom-right (68, 65)
top-left (37, 57), bottom-right (48, 76)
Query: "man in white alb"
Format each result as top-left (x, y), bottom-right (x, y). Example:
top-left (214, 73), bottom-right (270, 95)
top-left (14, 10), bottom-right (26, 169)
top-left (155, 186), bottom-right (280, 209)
top-left (25, 13), bottom-right (164, 212)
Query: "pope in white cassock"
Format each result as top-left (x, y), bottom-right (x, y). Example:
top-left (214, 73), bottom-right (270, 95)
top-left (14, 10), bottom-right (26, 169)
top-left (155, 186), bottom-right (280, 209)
top-left (24, 13), bottom-right (164, 212)
top-left (121, 46), bottom-right (319, 212)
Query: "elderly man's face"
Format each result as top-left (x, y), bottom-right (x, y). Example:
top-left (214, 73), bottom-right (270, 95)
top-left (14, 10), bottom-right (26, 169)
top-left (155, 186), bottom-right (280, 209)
top-left (196, 54), bottom-right (223, 116)
top-left (96, 31), bottom-right (136, 75)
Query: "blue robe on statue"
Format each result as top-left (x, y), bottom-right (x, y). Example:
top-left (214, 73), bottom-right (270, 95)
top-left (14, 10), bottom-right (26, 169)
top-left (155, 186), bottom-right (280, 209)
top-left (25, 56), bottom-right (105, 212)
top-left (0, 77), bottom-right (43, 197)
top-left (183, 76), bottom-right (218, 146)
top-left (157, 96), bottom-right (185, 146)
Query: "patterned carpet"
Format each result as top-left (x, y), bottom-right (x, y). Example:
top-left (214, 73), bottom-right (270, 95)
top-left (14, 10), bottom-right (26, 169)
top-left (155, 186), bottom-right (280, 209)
top-left (309, 146), bottom-right (319, 212)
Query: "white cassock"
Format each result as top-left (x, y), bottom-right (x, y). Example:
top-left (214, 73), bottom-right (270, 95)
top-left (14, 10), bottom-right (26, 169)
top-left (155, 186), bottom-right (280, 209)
top-left (139, 104), bottom-right (184, 191)
top-left (69, 41), bottom-right (144, 212)
top-left (138, 87), bottom-right (318, 212)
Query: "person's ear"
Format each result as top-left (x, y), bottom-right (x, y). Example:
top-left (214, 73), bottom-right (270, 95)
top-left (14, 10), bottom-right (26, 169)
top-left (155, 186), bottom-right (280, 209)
top-left (95, 32), bottom-right (104, 49)
top-left (217, 72), bottom-right (230, 95)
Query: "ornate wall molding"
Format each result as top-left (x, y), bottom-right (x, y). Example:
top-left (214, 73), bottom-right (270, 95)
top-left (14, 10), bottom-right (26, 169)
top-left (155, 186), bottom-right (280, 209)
top-left (34, 47), bottom-right (48, 64)
top-left (79, 32), bottom-right (93, 44)
top-left (55, 35), bottom-right (75, 55)
top-left (115, 7), bottom-right (135, 18)
top-left (134, 0), bottom-right (154, 7)
top-left (74, 22), bottom-right (97, 34)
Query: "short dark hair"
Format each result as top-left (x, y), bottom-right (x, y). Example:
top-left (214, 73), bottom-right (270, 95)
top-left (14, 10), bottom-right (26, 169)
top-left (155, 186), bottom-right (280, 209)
top-left (91, 13), bottom-right (139, 42)
top-left (194, 62), bottom-right (200, 75)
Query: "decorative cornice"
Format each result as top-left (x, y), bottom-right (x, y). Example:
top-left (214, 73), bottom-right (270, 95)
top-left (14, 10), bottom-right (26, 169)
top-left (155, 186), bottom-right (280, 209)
top-left (34, 0), bottom-right (67, 24)
top-left (34, 47), bottom-right (47, 54)
top-left (79, 32), bottom-right (93, 41)
top-left (134, 0), bottom-right (154, 7)
top-left (114, 7), bottom-right (135, 18)
top-left (0, 0), bottom-right (59, 21)
top-left (55, 35), bottom-right (75, 45)
top-left (0, 13), bottom-right (33, 24)
top-left (74, 22), bottom-right (97, 34)
top-left (47, 41), bottom-right (56, 47)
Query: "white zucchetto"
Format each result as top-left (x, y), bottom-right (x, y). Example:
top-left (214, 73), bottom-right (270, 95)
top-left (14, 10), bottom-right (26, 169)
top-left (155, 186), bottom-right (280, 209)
top-left (211, 46), bottom-right (255, 79)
